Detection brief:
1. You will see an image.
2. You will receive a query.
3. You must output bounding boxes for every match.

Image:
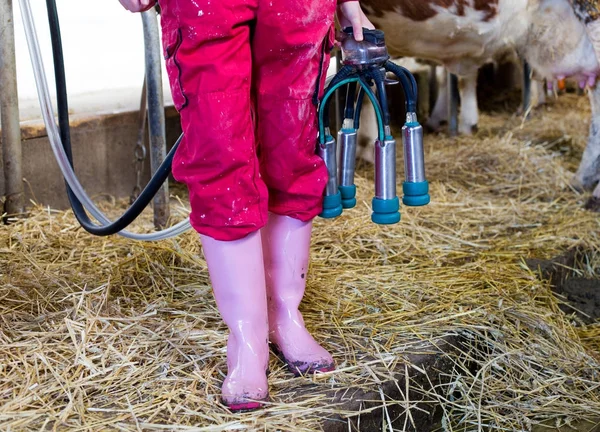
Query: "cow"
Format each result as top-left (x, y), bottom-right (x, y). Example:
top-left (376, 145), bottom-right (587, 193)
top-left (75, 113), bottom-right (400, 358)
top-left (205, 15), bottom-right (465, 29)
top-left (424, 50), bottom-right (548, 135)
top-left (353, 0), bottom-right (600, 197)
top-left (356, 55), bottom-right (547, 163)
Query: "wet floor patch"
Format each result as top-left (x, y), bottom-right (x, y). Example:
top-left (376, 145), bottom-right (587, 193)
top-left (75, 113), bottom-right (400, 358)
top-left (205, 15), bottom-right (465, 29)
top-left (292, 336), bottom-right (466, 432)
top-left (531, 418), bottom-right (600, 432)
top-left (527, 248), bottom-right (600, 324)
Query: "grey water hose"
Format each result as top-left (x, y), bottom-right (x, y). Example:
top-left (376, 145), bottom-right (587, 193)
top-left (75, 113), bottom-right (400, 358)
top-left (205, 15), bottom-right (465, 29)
top-left (18, 0), bottom-right (192, 241)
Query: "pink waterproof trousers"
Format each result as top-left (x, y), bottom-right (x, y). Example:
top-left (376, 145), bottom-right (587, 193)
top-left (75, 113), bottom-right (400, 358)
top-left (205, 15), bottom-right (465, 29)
top-left (158, 0), bottom-right (339, 240)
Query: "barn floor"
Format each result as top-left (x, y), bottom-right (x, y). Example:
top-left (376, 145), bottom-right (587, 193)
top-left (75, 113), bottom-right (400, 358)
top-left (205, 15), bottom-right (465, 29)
top-left (1, 89), bottom-right (600, 431)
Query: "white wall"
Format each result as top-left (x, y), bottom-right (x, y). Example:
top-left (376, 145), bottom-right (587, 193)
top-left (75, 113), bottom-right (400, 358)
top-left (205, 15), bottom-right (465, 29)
top-left (12, 0), bottom-right (337, 121)
top-left (13, 0), bottom-right (172, 121)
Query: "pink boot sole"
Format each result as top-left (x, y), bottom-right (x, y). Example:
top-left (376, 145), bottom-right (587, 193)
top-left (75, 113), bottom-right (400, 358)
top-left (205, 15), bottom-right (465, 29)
top-left (272, 344), bottom-right (336, 377)
top-left (225, 401), bottom-right (265, 412)
top-left (223, 393), bottom-right (269, 412)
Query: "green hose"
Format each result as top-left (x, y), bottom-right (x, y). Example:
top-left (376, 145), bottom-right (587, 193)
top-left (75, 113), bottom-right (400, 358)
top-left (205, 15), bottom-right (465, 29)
top-left (318, 77), bottom-right (385, 143)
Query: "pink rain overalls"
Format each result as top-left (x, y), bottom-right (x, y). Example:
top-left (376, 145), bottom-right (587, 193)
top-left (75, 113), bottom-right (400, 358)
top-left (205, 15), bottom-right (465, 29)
top-left (158, 0), bottom-right (347, 241)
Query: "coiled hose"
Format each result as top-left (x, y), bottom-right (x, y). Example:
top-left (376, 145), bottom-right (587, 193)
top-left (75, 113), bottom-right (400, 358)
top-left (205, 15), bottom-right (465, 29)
top-left (19, 0), bottom-right (192, 241)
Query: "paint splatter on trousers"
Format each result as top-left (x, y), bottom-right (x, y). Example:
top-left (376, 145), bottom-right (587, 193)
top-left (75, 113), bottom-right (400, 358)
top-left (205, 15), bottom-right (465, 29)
top-left (158, 0), bottom-right (337, 240)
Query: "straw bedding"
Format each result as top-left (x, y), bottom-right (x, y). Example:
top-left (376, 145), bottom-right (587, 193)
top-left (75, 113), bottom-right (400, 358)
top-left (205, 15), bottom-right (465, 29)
top-left (1, 91), bottom-right (599, 431)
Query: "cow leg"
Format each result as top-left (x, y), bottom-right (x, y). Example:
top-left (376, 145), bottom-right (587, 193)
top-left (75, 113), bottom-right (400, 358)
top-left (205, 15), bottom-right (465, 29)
top-left (356, 96), bottom-right (376, 164)
top-left (458, 73), bottom-right (479, 135)
top-left (425, 71), bottom-right (448, 132)
top-left (533, 79), bottom-right (546, 106)
top-left (574, 84), bottom-right (600, 193)
top-left (428, 64), bottom-right (439, 115)
top-left (588, 182), bottom-right (600, 211)
top-left (521, 78), bottom-right (546, 113)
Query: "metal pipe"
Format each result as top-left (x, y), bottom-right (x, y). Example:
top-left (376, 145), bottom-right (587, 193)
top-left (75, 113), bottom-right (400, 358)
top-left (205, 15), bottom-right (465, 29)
top-left (318, 131), bottom-right (339, 197)
top-left (401, 111), bottom-right (430, 206)
top-left (338, 128), bottom-right (358, 188)
top-left (141, 8), bottom-right (169, 229)
top-left (448, 72), bottom-right (459, 137)
top-left (130, 76), bottom-right (148, 203)
top-left (0, 0), bottom-right (24, 218)
top-left (371, 134), bottom-right (400, 225)
top-left (374, 136), bottom-right (396, 200)
top-left (402, 113), bottom-right (425, 184)
top-left (317, 128), bottom-right (343, 219)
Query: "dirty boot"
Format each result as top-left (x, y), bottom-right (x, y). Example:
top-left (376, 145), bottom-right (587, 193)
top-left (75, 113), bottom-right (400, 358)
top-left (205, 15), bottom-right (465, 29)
top-left (201, 231), bottom-right (270, 411)
top-left (261, 214), bottom-right (335, 376)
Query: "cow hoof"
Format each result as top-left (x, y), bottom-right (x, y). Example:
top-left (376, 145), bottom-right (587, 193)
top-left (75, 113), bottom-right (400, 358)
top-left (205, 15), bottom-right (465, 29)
top-left (424, 119), bottom-right (446, 133)
top-left (423, 123), bottom-right (440, 133)
top-left (423, 123), bottom-right (438, 133)
top-left (516, 105), bottom-right (540, 118)
top-left (584, 196), bottom-right (600, 212)
top-left (571, 175), bottom-right (598, 193)
top-left (570, 178), bottom-right (586, 193)
top-left (458, 124), bottom-right (478, 135)
top-left (516, 106), bottom-right (534, 117)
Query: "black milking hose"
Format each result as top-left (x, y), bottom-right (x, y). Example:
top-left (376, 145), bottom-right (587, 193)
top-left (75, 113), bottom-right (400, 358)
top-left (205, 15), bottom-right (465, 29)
top-left (344, 81), bottom-right (357, 120)
top-left (353, 86), bottom-right (365, 129)
top-left (372, 67), bottom-right (390, 127)
top-left (384, 61), bottom-right (418, 112)
top-left (45, 0), bottom-right (181, 236)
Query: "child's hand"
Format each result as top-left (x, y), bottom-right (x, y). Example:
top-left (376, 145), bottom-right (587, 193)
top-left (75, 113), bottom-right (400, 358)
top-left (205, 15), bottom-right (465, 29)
top-left (118, 0), bottom-right (156, 12)
top-left (336, 1), bottom-right (375, 42)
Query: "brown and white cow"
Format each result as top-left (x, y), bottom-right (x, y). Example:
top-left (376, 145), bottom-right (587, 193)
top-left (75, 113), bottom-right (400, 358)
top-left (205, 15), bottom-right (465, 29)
top-left (423, 50), bottom-right (547, 135)
top-left (355, 0), bottom-right (600, 195)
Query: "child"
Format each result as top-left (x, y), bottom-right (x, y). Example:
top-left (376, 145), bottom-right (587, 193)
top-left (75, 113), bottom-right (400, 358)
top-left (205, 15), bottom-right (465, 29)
top-left (119, 0), bottom-right (373, 411)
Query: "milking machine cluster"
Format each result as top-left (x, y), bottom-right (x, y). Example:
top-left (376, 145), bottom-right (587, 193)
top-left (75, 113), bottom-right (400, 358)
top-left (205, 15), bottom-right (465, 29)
top-left (18, 0), bottom-right (428, 240)
top-left (317, 28), bottom-right (430, 224)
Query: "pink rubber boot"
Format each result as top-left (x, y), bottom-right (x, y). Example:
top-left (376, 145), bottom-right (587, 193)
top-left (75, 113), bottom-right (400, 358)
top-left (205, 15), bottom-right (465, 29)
top-left (261, 214), bottom-right (335, 376)
top-left (200, 231), bottom-right (270, 411)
